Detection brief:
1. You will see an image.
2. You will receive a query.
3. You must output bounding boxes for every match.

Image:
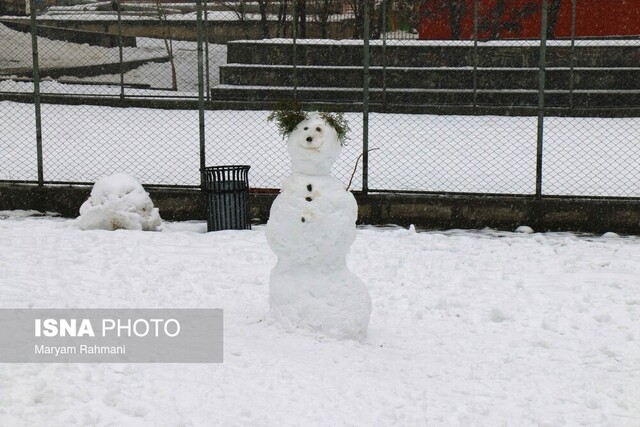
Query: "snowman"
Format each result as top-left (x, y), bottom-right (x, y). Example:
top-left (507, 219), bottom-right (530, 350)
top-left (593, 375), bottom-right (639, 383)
top-left (266, 108), bottom-right (371, 340)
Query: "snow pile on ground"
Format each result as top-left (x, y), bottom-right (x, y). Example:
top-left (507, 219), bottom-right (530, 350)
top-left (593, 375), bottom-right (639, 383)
top-left (0, 212), bottom-right (639, 425)
top-left (75, 173), bottom-right (162, 231)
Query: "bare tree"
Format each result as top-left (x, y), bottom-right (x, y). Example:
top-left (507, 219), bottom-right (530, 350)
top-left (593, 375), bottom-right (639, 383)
top-left (447, 0), bottom-right (465, 39)
top-left (418, 0), bottom-right (464, 40)
top-left (314, 0), bottom-right (340, 38)
top-left (256, 0), bottom-right (271, 38)
top-left (275, 0), bottom-right (290, 37)
top-left (154, 0), bottom-right (178, 90)
top-left (546, 0), bottom-right (562, 39)
top-left (393, 0), bottom-right (423, 34)
top-left (218, 0), bottom-right (252, 38)
top-left (295, 0), bottom-right (307, 38)
top-left (478, 0), bottom-right (538, 40)
top-left (344, 0), bottom-right (376, 38)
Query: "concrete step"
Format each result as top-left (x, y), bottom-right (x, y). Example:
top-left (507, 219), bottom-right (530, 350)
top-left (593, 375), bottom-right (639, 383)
top-left (219, 64), bottom-right (640, 91)
top-left (210, 86), bottom-right (640, 108)
top-left (217, 41), bottom-right (640, 113)
top-left (227, 40), bottom-right (640, 68)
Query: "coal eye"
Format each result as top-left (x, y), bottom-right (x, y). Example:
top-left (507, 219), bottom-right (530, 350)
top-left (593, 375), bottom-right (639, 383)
top-left (304, 127), bottom-right (308, 130)
top-left (316, 127), bottom-right (321, 132)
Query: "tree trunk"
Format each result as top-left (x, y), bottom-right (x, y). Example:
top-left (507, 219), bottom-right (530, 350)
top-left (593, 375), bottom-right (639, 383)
top-left (448, 0), bottom-right (465, 40)
top-left (296, 0), bottom-right (307, 38)
top-left (547, 0), bottom-right (562, 39)
top-left (155, 0), bottom-right (178, 91)
top-left (258, 0), bottom-right (270, 38)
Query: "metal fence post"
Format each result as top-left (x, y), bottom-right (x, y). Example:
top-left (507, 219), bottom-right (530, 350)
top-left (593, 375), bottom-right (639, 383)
top-left (116, 0), bottom-right (125, 100)
top-left (362, 0), bottom-right (370, 195)
top-left (204, 0), bottom-right (211, 102)
top-left (535, 0), bottom-right (549, 198)
top-left (382, 0), bottom-right (387, 109)
top-left (29, 0), bottom-right (43, 186)
top-left (292, 1), bottom-right (298, 101)
top-left (472, 0), bottom-right (479, 107)
top-left (196, 0), bottom-right (206, 189)
top-left (569, 0), bottom-right (577, 109)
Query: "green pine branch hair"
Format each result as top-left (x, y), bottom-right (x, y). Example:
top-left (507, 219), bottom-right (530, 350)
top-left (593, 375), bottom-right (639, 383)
top-left (268, 103), bottom-right (349, 145)
top-left (319, 111), bottom-right (349, 145)
top-left (267, 107), bottom-right (307, 140)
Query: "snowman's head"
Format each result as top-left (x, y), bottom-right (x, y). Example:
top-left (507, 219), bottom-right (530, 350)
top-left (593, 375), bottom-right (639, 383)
top-left (269, 106), bottom-right (349, 176)
top-left (287, 113), bottom-right (342, 175)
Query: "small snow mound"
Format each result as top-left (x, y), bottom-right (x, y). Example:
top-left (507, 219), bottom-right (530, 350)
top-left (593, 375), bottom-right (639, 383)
top-left (75, 173), bottom-right (162, 231)
top-left (602, 232), bottom-right (620, 238)
top-left (593, 313), bottom-right (613, 323)
top-left (515, 225), bottom-right (534, 234)
top-left (489, 307), bottom-right (513, 323)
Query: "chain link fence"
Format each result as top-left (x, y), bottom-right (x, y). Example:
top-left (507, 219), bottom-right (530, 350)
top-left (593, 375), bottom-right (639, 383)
top-left (1, 0), bottom-right (639, 197)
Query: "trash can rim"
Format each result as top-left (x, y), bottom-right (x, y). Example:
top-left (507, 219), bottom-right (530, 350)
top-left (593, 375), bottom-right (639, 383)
top-left (201, 165), bottom-right (251, 171)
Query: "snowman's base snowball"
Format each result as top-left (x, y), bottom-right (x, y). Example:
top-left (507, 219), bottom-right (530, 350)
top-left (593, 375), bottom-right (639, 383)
top-left (75, 173), bottom-right (162, 231)
top-left (269, 266), bottom-right (371, 340)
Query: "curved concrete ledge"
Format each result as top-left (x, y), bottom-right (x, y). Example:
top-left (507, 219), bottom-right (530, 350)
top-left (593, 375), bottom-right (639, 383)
top-left (2, 55), bottom-right (169, 79)
top-left (0, 20), bottom-right (136, 48)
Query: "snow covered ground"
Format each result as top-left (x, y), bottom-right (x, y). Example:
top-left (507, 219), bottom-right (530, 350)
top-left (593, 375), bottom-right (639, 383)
top-left (2, 100), bottom-right (640, 197)
top-left (0, 210), bottom-right (638, 425)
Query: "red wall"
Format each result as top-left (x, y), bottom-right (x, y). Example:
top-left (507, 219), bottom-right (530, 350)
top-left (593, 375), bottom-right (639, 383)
top-left (419, 0), bottom-right (640, 40)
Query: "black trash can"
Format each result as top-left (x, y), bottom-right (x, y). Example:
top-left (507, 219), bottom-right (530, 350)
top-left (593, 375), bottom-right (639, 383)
top-left (201, 165), bottom-right (251, 232)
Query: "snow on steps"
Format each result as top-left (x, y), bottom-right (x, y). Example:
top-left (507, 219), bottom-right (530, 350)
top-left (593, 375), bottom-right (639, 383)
top-left (211, 40), bottom-right (640, 112)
